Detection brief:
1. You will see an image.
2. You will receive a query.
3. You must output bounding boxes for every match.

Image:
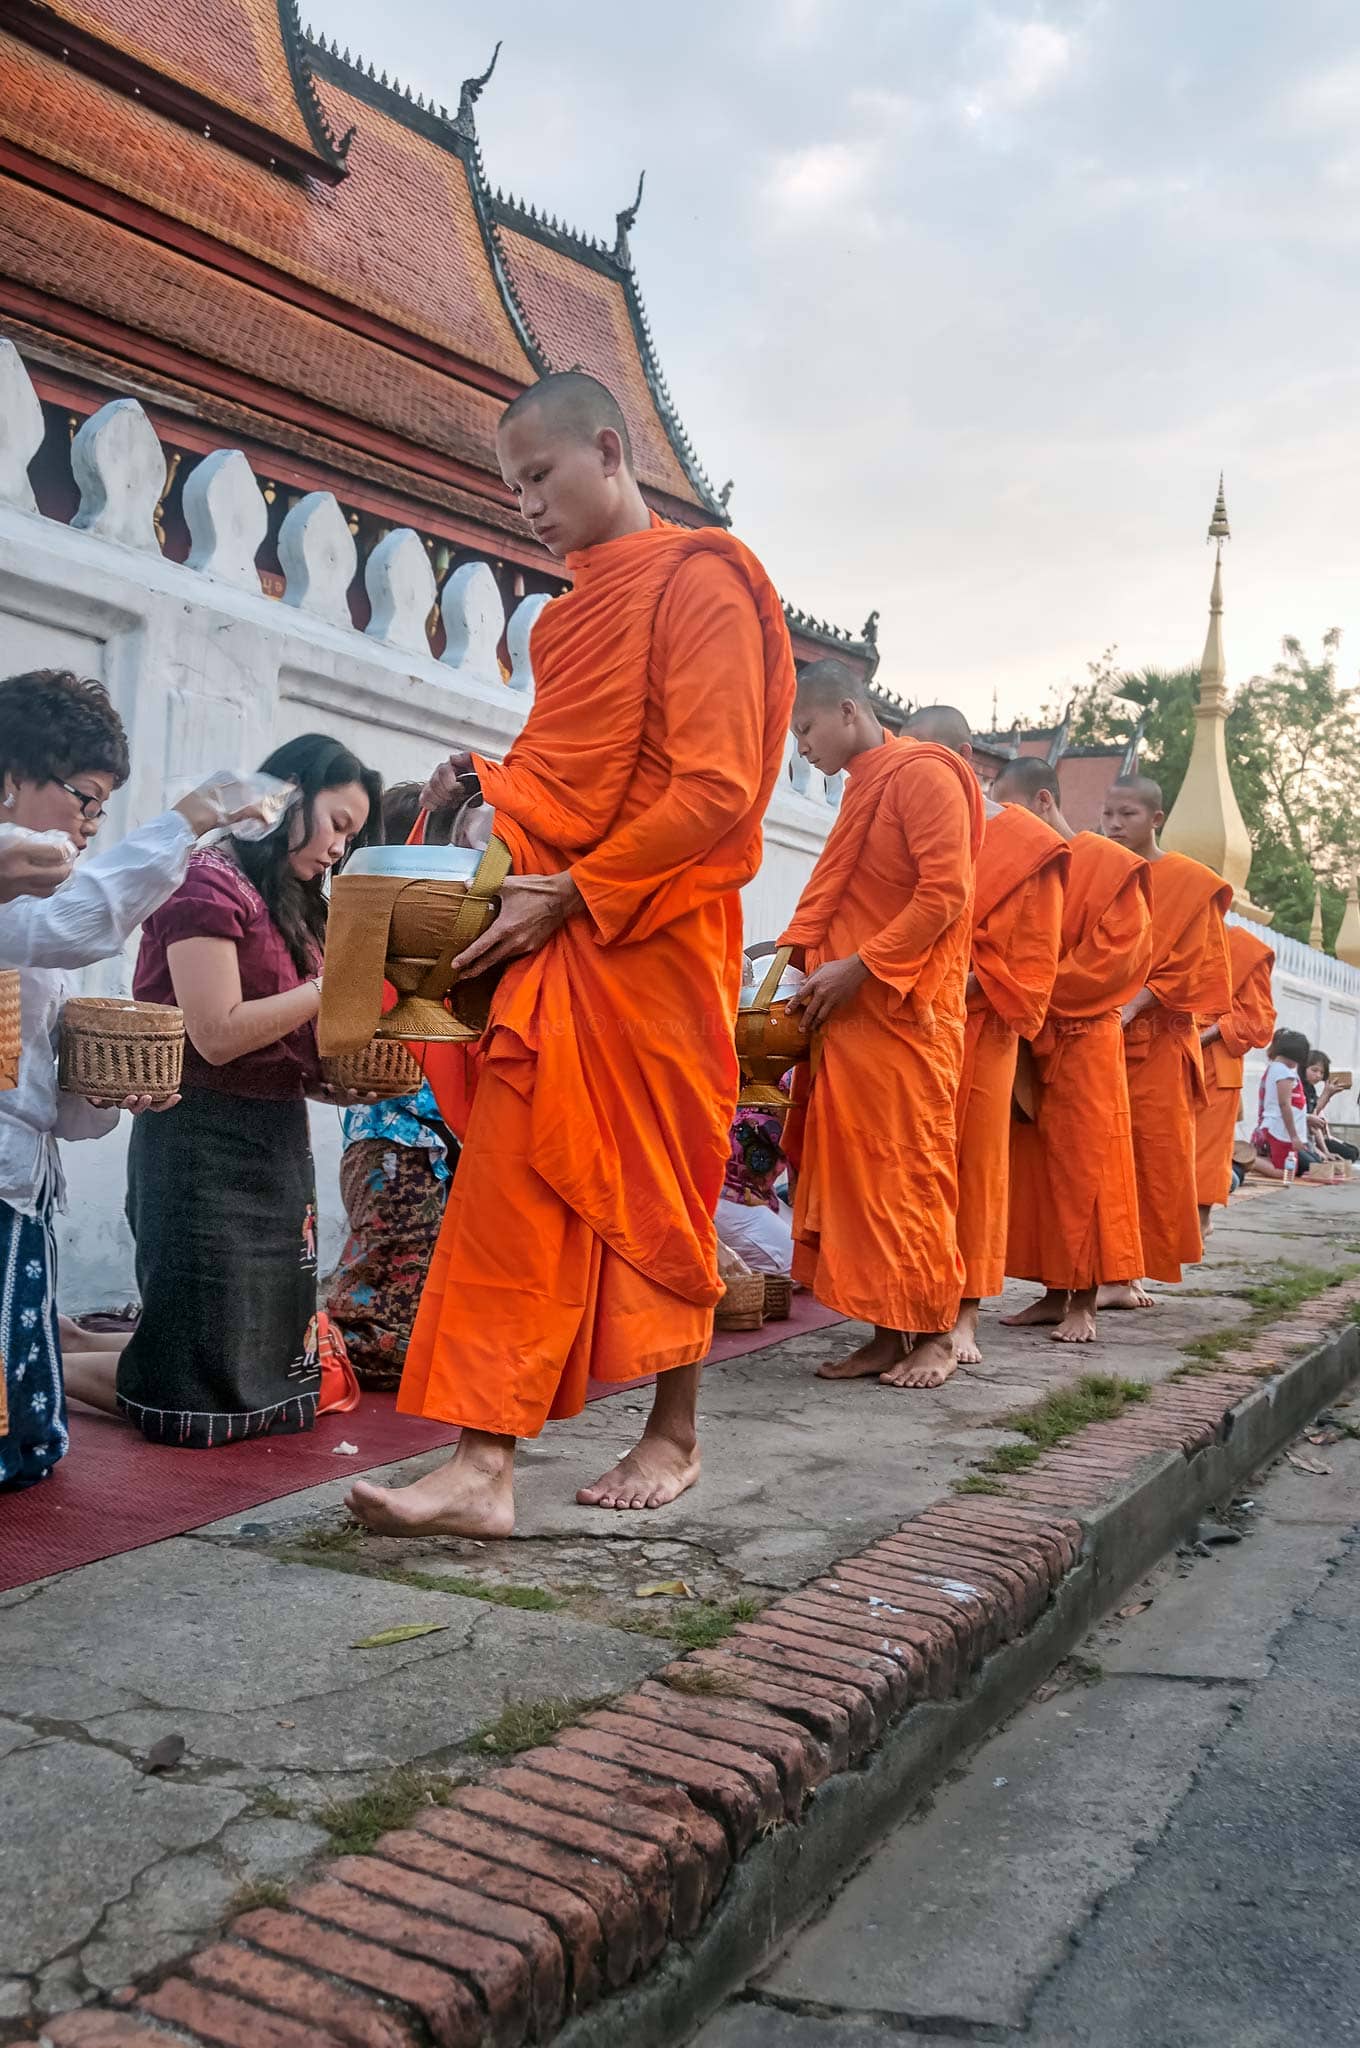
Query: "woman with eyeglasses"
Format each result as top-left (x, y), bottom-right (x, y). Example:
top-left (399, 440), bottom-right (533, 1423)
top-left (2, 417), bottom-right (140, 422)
top-left (64, 734), bottom-right (383, 1449)
top-left (0, 667), bottom-right (275, 1489)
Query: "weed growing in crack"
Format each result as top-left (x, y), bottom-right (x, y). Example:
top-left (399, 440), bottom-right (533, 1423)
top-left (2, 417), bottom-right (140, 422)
top-left (318, 1766), bottom-right (463, 1855)
top-left (279, 1549), bottom-right (561, 1611)
top-left (661, 1665), bottom-right (748, 1698)
top-left (474, 1695), bottom-right (612, 1757)
top-left (961, 1374), bottom-right (1149, 1483)
top-left (952, 1474), bottom-right (1009, 1496)
top-left (1178, 1261), bottom-right (1360, 1375)
top-left (293, 1522), bottom-right (361, 1553)
top-left (670, 1596), bottom-right (763, 1651)
top-left (251, 1786), bottom-right (297, 1820)
top-left (229, 1877), bottom-right (290, 1915)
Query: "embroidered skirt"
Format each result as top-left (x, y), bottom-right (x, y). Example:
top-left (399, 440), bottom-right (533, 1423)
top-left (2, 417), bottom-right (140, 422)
top-left (116, 1091), bottom-right (320, 1447)
top-left (0, 1191), bottom-right (67, 1488)
top-left (325, 1139), bottom-right (449, 1389)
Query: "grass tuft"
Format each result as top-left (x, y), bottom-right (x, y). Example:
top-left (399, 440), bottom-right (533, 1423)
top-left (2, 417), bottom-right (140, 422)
top-left (251, 1786), bottom-right (297, 1820)
top-left (317, 1765), bottom-right (463, 1856)
top-left (1178, 1261), bottom-right (1360, 1374)
top-left (661, 1665), bottom-right (749, 1698)
top-left (294, 1522), bottom-right (361, 1553)
top-left (229, 1878), bottom-right (290, 1916)
top-left (963, 1375), bottom-right (1149, 1483)
top-left (671, 1597), bottom-right (763, 1651)
top-left (952, 1474), bottom-right (1009, 1496)
top-left (280, 1548), bottom-right (560, 1612)
top-left (474, 1695), bottom-right (611, 1758)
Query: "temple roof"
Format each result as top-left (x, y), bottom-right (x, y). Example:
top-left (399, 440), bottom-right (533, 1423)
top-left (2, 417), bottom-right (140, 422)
top-left (0, 0), bottom-right (876, 644)
top-left (5, 0), bottom-right (349, 178)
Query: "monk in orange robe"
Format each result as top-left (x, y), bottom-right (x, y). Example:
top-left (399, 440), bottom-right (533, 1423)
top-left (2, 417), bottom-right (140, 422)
top-left (991, 758), bottom-right (1152, 1343)
top-left (904, 709), bottom-right (1069, 1363)
top-left (346, 372), bottom-right (795, 1538)
top-left (782, 667), bottom-right (984, 1390)
top-left (1196, 924), bottom-right (1276, 1227)
top-left (1098, 775), bottom-right (1233, 1305)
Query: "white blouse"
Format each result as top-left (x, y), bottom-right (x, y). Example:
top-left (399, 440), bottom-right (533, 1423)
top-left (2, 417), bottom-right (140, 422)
top-left (0, 811), bottom-right (195, 1216)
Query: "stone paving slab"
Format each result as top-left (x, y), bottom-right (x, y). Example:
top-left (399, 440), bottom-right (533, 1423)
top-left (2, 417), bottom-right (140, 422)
top-left (1, 1179), bottom-right (1357, 2037)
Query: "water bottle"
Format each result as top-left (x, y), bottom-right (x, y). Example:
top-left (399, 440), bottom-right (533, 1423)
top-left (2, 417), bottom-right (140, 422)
top-left (1283, 1149), bottom-right (1298, 1186)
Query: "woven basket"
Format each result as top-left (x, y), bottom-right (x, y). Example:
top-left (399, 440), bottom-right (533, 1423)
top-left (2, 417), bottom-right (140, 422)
top-left (715, 1270), bottom-right (766, 1333)
top-left (762, 1273), bottom-right (793, 1321)
top-left (58, 998), bottom-right (184, 1104)
top-left (322, 1040), bottom-right (423, 1101)
top-left (0, 970), bottom-right (19, 1092)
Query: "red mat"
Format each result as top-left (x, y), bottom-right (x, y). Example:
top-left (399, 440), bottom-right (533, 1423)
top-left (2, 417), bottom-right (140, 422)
top-left (0, 1295), bottom-right (841, 1591)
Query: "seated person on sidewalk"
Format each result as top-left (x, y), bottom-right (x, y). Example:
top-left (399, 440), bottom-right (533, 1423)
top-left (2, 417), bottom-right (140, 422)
top-left (716, 1097), bottom-right (793, 1278)
top-left (1252, 1029), bottom-right (1311, 1178)
top-left (0, 668), bottom-right (271, 1487)
top-left (326, 784), bottom-right (460, 1388)
top-left (1304, 1051), bottom-right (1358, 1169)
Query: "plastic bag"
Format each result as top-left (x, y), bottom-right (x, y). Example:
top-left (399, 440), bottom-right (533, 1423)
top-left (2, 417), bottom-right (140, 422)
top-left (172, 769), bottom-right (300, 844)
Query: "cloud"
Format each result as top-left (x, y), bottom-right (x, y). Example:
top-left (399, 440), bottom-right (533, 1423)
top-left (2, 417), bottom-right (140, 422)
top-left (762, 139), bottom-right (879, 219)
top-left (960, 16), bottom-right (1073, 124)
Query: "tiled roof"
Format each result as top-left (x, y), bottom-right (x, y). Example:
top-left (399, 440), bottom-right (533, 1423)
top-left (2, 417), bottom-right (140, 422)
top-left (0, 31), bottom-right (533, 385)
top-left (0, 172), bottom-right (509, 480)
top-left (10, 0), bottom-right (347, 174)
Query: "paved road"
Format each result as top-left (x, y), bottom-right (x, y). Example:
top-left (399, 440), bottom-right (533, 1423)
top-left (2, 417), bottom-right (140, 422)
top-left (697, 1431), bottom-right (1360, 2048)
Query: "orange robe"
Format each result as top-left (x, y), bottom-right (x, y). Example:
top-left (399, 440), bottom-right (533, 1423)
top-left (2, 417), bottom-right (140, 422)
top-left (1007, 835), bottom-right (1152, 1292)
top-left (956, 805), bottom-right (1069, 1300)
top-left (1124, 852), bottom-right (1233, 1283)
top-left (400, 522), bottom-right (795, 1437)
top-left (782, 736), bottom-right (984, 1332)
top-left (1195, 925), bottom-right (1276, 1209)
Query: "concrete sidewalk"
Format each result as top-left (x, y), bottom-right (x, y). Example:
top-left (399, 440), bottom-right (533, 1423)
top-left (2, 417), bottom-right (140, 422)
top-left (3, 1178), bottom-right (1359, 2035)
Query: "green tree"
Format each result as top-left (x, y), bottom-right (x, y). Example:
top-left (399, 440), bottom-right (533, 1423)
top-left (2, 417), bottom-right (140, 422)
top-left (1027, 632), bottom-right (1360, 945)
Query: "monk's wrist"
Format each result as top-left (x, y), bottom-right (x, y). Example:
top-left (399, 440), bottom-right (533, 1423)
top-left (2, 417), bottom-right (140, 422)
top-left (554, 870), bottom-right (585, 921)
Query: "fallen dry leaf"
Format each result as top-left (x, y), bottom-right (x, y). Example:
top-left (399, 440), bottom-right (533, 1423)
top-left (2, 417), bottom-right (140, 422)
top-left (276, 1720), bottom-right (296, 1729)
top-left (352, 1622), bottom-right (448, 1649)
top-left (1117, 1600), bottom-right (1152, 1619)
top-left (1286, 1450), bottom-right (1330, 1476)
top-left (143, 1733), bottom-right (186, 1773)
top-left (635, 1578), bottom-right (695, 1600)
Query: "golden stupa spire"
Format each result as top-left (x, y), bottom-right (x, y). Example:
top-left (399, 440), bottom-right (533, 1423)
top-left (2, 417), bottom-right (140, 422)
top-left (1162, 477), bottom-right (1273, 923)
top-left (1336, 877), bottom-right (1360, 969)
top-left (1309, 878), bottom-right (1325, 953)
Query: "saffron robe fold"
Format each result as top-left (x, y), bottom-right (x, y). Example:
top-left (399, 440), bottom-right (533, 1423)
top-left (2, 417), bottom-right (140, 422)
top-left (782, 735), bottom-right (984, 1332)
top-left (1007, 834), bottom-right (1152, 1292)
top-left (1195, 925), bottom-right (1276, 1209)
top-left (956, 804), bottom-right (1069, 1300)
top-left (400, 521), bottom-right (795, 1437)
top-left (1124, 852), bottom-right (1234, 1283)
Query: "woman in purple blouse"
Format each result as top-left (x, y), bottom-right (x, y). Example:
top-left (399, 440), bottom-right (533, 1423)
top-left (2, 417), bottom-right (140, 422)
top-left (76, 734), bottom-right (381, 1447)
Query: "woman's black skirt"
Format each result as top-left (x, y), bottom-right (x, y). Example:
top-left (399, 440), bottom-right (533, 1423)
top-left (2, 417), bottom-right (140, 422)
top-left (116, 1090), bottom-right (321, 1447)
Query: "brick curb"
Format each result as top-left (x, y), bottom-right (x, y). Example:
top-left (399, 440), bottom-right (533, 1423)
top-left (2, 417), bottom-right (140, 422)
top-left (23, 1297), bottom-right (1360, 2048)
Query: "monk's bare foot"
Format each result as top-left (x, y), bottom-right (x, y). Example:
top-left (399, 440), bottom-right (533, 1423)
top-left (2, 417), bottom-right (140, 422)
top-left (880, 1332), bottom-right (957, 1389)
top-left (1000, 1289), bottom-right (1069, 1328)
top-left (816, 1327), bottom-right (907, 1380)
top-left (952, 1301), bottom-right (982, 1365)
top-left (577, 1429), bottom-right (700, 1510)
top-left (1097, 1282), bottom-right (1155, 1311)
top-left (1052, 1304), bottom-right (1098, 1343)
top-left (345, 1445), bottom-right (515, 1541)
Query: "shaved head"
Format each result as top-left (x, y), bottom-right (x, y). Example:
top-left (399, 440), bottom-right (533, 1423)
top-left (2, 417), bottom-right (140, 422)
top-left (794, 657), bottom-right (871, 708)
top-left (499, 371), bottom-right (634, 467)
top-left (993, 757), bottom-right (1060, 805)
top-left (1109, 772), bottom-right (1164, 812)
top-left (496, 370), bottom-right (648, 558)
top-left (905, 704), bottom-right (973, 758)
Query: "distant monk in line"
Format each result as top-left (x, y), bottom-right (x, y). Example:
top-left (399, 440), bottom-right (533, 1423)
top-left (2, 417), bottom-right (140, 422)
top-left (904, 710), bottom-right (1069, 1365)
top-left (993, 759), bottom-right (1152, 1344)
top-left (1196, 923), bottom-right (1276, 1231)
top-left (1097, 775), bottom-right (1232, 1307)
top-left (782, 666), bottom-right (983, 1390)
top-left (347, 372), bottom-right (795, 1538)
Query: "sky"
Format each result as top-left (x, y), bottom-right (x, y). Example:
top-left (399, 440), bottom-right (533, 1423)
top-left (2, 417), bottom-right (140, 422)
top-left (309, 0), bottom-right (1360, 727)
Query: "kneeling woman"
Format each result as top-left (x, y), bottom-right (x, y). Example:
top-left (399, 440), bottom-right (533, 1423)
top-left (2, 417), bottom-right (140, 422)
top-left (88, 735), bottom-right (378, 1446)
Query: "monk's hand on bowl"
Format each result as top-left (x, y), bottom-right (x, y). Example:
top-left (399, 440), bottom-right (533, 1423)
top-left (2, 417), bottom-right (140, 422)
top-left (454, 872), bottom-right (581, 976)
top-left (786, 954), bottom-right (869, 1031)
top-left (420, 752), bottom-right (477, 813)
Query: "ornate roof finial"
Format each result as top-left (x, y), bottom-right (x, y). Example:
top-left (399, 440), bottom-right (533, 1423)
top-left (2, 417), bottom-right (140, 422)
top-left (861, 609), bottom-right (880, 648)
top-left (1208, 471), bottom-right (1230, 548)
top-left (615, 169), bottom-right (646, 263)
top-left (718, 479), bottom-right (734, 512)
top-left (456, 41), bottom-right (501, 133)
